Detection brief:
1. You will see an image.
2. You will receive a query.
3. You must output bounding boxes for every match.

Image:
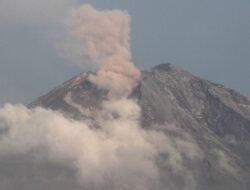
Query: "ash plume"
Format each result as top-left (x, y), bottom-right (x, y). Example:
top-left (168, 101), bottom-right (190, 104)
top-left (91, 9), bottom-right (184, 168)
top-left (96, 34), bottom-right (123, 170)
top-left (63, 4), bottom-right (140, 98)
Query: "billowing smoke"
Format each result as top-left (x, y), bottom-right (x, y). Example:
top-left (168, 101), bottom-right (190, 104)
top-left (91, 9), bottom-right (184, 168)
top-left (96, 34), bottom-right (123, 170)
top-left (63, 4), bottom-right (140, 98)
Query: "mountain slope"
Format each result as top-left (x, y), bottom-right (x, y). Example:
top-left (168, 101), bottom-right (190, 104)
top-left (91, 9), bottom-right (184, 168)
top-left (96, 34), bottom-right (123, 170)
top-left (28, 63), bottom-right (250, 190)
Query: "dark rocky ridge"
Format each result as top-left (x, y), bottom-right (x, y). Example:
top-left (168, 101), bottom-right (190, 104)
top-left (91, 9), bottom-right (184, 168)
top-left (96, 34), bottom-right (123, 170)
top-left (26, 63), bottom-right (250, 190)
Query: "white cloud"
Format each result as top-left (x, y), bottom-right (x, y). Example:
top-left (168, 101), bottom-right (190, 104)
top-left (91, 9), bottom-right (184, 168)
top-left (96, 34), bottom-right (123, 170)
top-left (0, 101), bottom-right (165, 190)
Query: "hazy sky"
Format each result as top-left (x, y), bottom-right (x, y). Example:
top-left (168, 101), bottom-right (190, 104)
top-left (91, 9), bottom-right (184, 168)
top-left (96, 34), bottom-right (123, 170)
top-left (0, 0), bottom-right (249, 105)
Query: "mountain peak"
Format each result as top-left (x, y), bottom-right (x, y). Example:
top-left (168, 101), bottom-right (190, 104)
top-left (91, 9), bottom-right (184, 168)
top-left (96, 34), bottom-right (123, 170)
top-left (147, 63), bottom-right (194, 81)
top-left (28, 63), bottom-right (250, 190)
top-left (152, 63), bottom-right (179, 71)
top-left (151, 63), bottom-right (188, 73)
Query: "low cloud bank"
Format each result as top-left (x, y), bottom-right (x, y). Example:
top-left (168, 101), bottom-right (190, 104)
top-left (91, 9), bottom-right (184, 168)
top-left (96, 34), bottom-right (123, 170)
top-left (0, 101), bottom-right (165, 190)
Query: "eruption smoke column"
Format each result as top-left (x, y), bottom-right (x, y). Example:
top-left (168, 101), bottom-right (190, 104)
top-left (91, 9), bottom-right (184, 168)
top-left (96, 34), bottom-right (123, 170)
top-left (66, 4), bottom-right (140, 98)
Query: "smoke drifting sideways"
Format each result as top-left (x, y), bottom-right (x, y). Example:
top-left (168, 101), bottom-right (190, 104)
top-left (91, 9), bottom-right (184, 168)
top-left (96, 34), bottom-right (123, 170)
top-left (0, 0), bottom-right (76, 27)
top-left (0, 4), bottom-right (204, 190)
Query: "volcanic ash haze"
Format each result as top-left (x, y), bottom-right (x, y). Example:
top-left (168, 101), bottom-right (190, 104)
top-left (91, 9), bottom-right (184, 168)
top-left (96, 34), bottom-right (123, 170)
top-left (0, 4), bottom-right (175, 190)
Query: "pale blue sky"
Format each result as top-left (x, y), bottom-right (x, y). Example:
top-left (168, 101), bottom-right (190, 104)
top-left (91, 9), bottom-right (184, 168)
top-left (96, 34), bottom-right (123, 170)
top-left (0, 0), bottom-right (249, 105)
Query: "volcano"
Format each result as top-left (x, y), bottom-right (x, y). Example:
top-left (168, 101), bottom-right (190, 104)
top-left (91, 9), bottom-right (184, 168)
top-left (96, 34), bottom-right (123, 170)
top-left (27, 63), bottom-right (250, 190)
